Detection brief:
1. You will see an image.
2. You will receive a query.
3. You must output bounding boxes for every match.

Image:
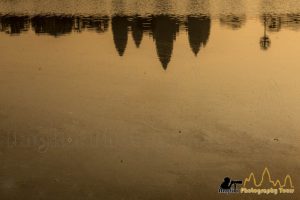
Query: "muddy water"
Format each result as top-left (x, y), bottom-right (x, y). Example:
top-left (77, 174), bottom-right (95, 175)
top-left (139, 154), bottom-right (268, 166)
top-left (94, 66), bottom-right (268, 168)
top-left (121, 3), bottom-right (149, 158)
top-left (0, 0), bottom-right (300, 199)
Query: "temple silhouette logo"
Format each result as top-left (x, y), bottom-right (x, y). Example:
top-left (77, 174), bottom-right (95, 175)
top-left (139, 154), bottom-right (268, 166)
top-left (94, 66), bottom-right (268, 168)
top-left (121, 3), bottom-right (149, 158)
top-left (219, 167), bottom-right (295, 195)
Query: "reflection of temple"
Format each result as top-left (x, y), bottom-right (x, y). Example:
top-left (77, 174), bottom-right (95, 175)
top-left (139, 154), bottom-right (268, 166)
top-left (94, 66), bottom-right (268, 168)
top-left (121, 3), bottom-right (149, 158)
top-left (151, 15), bottom-right (180, 70)
top-left (0, 15), bottom-right (29, 34)
top-left (0, 14), bottom-right (213, 70)
top-left (186, 15), bottom-right (211, 56)
top-left (112, 15), bottom-right (130, 56)
top-left (1, 11), bottom-right (300, 70)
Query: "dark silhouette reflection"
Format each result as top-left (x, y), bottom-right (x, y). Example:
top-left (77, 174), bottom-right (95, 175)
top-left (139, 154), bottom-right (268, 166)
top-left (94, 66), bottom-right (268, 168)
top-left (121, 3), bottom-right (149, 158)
top-left (260, 15), bottom-right (271, 50)
top-left (258, 13), bottom-right (280, 50)
top-left (2, 11), bottom-right (300, 69)
top-left (130, 15), bottom-right (145, 48)
top-left (74, 16), bottom-right (109, 33)
top-left (31, 15), bottom-right (109, 36)
top-left (0, 15), bottom-right (29, 35)
top-left (31, 15), bottom-right (74, 36)
top-left (112, 15), bottom-right (130, 56)
top-left (151, 15), bottom-right (179, 70)
top-left (185, 15), bottom-right (211, 56)
top-left (0, 14), bottom-right (213, 70)
top-left (219, 14), bottom-right (246, 30)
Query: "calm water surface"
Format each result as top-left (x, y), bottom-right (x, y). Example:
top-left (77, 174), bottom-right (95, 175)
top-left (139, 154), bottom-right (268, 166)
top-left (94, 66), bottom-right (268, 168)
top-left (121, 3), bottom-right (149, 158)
top-left (0, 0), bottom-right (300, 199)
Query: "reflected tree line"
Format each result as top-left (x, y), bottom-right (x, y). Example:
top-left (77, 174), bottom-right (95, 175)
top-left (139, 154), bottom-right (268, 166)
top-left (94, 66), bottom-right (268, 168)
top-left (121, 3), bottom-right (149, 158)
top-left (1, 13), bottom-right (300, 68)
top-left (219, 13), bottom-right (300, 50)
top-left (0, 15), bottom-right (110, 35)
top-left (0, 14), bottom-right (210, 70)
top-left (259, 13), bottom-right (300, 50)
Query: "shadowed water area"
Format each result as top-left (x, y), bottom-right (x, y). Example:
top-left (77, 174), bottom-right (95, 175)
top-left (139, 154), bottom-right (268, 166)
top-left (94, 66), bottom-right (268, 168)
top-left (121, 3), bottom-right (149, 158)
top-left (0, 0), bottom-right (300, 200)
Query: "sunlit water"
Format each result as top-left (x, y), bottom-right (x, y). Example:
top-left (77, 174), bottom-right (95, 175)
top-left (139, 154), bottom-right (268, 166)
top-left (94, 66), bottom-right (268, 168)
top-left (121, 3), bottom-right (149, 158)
top-left (0, 1), bottom-right (300, 200)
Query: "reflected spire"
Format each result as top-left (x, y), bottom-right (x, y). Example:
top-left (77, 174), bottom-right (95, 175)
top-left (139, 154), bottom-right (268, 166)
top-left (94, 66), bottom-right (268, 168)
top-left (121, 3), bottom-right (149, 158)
top-left (111, 0), bottom-right (129, 56)
top-left (112, 15), bottom-right (129, 56)
top-left (131, 15), bottom-right (144, 48)
top-left (186, 15), bottom-right (211, 56)
top-left (151, 15), bottom-right (179, 70)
